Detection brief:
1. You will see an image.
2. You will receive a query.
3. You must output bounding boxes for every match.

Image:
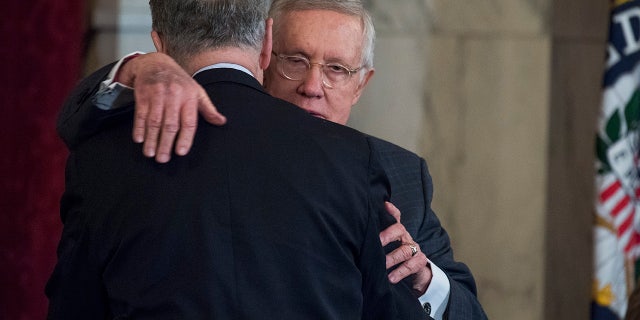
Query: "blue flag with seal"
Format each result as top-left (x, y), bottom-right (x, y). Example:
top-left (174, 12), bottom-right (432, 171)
top-left (594, 1), bottom-right (640, 319)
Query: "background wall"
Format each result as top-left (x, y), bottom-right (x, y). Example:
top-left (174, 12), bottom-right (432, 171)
top-left (77, 0), bottom-right (609, 318)
top-left (1, 1), bottom-right (86, 319)
top-left (359, 0), bottom-right (607, 318)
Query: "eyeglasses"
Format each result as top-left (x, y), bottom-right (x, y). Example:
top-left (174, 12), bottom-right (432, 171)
top-left (272, 51), bottom-right (362, 88)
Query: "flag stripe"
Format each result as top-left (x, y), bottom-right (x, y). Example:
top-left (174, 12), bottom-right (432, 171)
top-left (601, 180), bottom-right (622, 203)
top-left (618, 209), bottom-right (634, 237)
top-left (611, 195), bottom-right (631, 218)
top-left (625, 231), bottom-right (640, 254)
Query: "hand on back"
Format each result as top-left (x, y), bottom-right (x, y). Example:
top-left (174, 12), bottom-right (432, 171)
top-left (119, 53), bottom-right (226, 163)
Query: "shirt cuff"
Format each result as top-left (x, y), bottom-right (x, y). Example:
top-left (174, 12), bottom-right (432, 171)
top-left (418, 260), bottom-right (450, 320)
top-left (101, 51), bottom-right (145, 90)
top-left (95, 51), bottom-right (145, 110)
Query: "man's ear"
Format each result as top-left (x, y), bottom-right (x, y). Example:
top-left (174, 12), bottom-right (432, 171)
top-left (351, 68), bottom-right (375, 106)
top-left (151, 30), bottom-right (165, 53)
top-left (259, 18), bottom-right (273, 71)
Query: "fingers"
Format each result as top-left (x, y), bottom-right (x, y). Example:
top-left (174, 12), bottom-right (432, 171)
top-left (129, 53), bottom-right (161, 145)
top-left (380, 218), bottom-right (425, 283)
top-left (173, 98), bottom-right (198, 157)
top-left (141, 86), bottom-right (172, 161)
top-left (389, 254), bottom-right (433, 297)
top-left (379, 201), bottom-right (432, 293)
top-left (385, 201), bottom-right (401, 222)
top-left (197, 87), bottom-right (226, 126)
top-left (379, 202), bottom-right (405, 246)
top-left (139, 85), bottom-right (198, 163)
top-left (386, 242), bottom-right (420, 269)
top-left (133, 97), bottom-right (149, 144)
top-left (126, 52), bottom-right (227, 163)
top-left (170, 88), bottom-right (227, 158)
top-left (133, 87), bottom-right (163, 157)
top-left (379, 221), bottom-right (405, 247)
top-left (387, 245), bottom-right (428, 284)
top-left (172, 86), bottom-right (228, 157)
top-left (137, 87), bottom-right (225, 163)
top-left (134, 81), bottom-right (183, 162)
top-left (153, 100), bottom-right (182, 163)
top-left (127, 53), bottom-right (211, 163)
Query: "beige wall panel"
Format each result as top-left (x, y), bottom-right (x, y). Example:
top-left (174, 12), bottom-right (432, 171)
top-left (420, 35), bottom-right (465, 230)
top-left (427, 34), bottom-right (551, 319)
top-left (429, 0), bottom-right (549, 35)
top-left (349, 36), bottom-right (428, 155)
top-left (365, 0), bottom-right (431, 34)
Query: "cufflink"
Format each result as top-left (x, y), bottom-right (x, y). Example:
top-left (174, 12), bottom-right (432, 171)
top-left (423, 302), bottom-right (431, 315)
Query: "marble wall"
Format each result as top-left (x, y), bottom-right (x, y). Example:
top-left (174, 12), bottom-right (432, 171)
top-left (357, 0), bottom-right (607, 319)
top-left (88, 0), bottom-right (610, 318)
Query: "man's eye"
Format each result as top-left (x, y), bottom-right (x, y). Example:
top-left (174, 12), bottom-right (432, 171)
top-left (287, 57), bottom-right (307, 66)
top-left (327, 64), bottom-right (348, 74)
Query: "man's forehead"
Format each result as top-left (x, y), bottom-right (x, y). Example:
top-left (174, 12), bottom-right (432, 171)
top-left (280, 9), bottom-right (362, 28)
top-left (274, 9), bottom-right (364, 62)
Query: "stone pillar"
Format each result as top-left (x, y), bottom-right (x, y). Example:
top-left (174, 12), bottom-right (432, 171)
top-left (356, 1), bottom-right (549, 316)
top-left (423, 2), bottom-right (551, 318)
top-left (349, 1), bottom-right (431, 154)
top-left (545, 0), bottom-right (608, 319)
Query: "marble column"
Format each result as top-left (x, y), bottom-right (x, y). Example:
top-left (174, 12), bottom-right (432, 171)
top-left (546, 0), bottom-right (608, 319)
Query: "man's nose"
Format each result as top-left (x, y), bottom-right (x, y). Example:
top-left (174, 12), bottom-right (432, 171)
top-left (298, 65), bottom-right (325, 97)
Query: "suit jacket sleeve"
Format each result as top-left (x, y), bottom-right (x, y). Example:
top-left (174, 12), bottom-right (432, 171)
top-left (45, 152), bottom-right (109, 319)
top-left (415, 158), bottom-right (487, 319)
top-left (57, 62), bottom-right (133, 150)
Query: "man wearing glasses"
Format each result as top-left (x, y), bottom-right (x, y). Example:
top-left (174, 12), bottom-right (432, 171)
top-left (58, 0), bottom-right (486, 319)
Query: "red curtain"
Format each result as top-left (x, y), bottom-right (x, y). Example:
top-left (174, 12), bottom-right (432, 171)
top-left (0, 1), bottom-right (86, 318)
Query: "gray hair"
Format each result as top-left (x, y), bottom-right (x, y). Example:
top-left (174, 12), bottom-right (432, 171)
top-left (149, 0), bottom-right (270, 66)
top-left (269, 0), bottom-right (375, 70)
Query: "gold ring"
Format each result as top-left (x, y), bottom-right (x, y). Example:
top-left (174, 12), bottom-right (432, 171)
top-left (409, 243), bottom-right (418, 256)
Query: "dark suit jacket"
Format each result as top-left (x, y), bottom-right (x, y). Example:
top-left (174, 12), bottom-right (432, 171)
top-left (46, 68), bottom-right (427, 319)
top-left (370, 137), bottom-right (487, 319)
top-left (54, 62), bottom-right (487, 319)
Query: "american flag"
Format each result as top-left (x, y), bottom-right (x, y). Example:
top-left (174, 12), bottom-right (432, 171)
top-left (593, 2), bottom-right (640, 319)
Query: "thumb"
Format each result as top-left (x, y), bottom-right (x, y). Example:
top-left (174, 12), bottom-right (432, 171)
top-left (197, 89), bottom-right (226, 125)
top-left (385, 201), bottom-right (401, 223)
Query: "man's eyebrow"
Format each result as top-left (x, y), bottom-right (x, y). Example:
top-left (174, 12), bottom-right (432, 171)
top-left (278, 47), bottom-right (356, 65)
top-left (278, 49), bottom-right (308, 57)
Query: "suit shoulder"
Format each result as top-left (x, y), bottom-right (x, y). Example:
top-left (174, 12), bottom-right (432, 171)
top-left (57, 62), bottom-right (120, 148)
top-left (270, 100), bottom-right (371, 146)
top-left (366, 135), bottom-right (424, 164)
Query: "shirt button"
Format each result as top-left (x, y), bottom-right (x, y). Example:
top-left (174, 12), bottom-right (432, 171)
top-left (423, 302), bottom-right (431, 315)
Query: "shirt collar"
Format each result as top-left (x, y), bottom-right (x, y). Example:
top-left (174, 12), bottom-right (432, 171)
top-left (192, 63), bottom-right (254, 78)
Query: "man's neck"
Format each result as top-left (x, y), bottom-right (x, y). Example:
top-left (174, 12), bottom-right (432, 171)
top-left (184, 48), bottom-right (263, 84)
